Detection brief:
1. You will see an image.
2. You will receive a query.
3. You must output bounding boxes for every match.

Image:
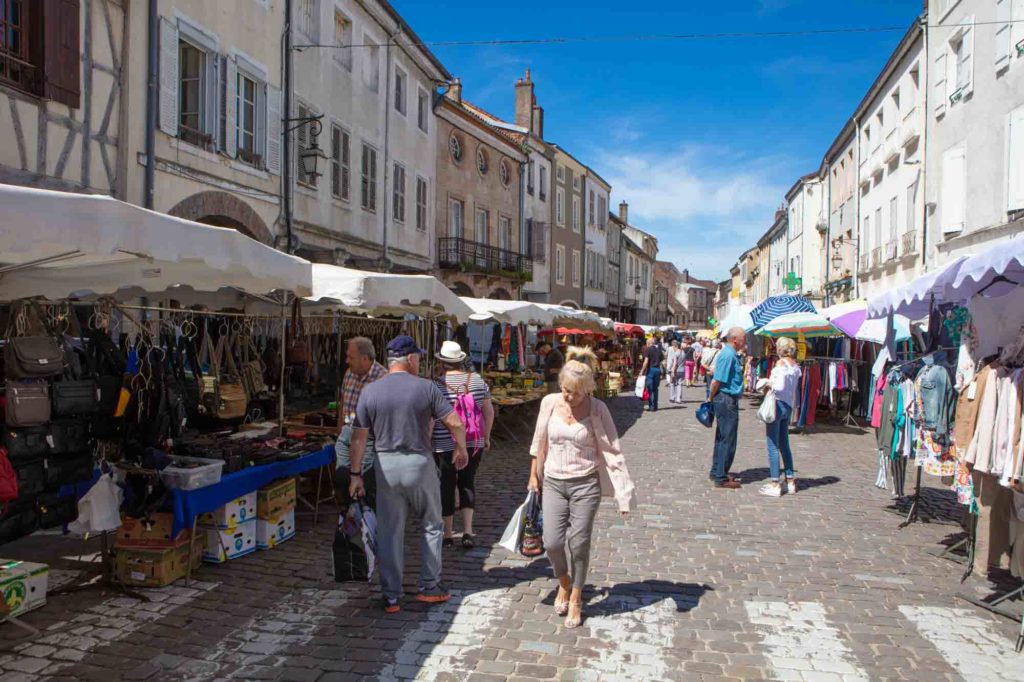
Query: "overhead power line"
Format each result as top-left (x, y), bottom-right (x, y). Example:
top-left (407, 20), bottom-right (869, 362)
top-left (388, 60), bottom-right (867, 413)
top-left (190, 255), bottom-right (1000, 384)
top-left (294, 19), bottom-right (1024, 51)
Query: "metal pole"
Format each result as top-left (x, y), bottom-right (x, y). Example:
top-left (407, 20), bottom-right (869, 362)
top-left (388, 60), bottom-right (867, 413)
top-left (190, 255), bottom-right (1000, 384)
top-left (283, 0), bottom-right (294, 254)
top-left (279, 293), bottom-right (288, 435)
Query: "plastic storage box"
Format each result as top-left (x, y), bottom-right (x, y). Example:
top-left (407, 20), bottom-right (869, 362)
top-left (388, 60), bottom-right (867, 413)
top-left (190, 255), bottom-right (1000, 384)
top-left (159, 456), bottom-right (225, 491)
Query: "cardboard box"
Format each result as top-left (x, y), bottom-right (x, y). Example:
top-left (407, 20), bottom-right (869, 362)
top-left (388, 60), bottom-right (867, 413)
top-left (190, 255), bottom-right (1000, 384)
top-left (201, 520), bottom-right (256, 563)
top-left (257, 478), bottom-right (296, 519)
top-left (198, 491), bottom-right (257, 529)
top-left (114, 541), bottom-right (204, 588)
top-left (116, 513), bottom-right (191, 549)
top-left (0, 560), bottom-right (48, 618)
top-left (256, 510), bottom-right (296, 550)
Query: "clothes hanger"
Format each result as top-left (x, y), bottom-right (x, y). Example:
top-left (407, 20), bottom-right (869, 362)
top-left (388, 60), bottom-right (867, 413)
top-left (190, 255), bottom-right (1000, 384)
top-left (976, 274), bottom-right (1019, 297)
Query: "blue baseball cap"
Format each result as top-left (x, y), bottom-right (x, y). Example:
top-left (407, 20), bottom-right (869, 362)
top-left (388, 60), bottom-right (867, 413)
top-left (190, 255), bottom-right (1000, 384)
top-left (387, 334), bottom-right (426, 357)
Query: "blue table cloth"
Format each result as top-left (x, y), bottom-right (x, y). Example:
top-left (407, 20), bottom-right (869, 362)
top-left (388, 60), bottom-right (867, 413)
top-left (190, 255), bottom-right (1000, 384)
top-left (170, 445), bottom-right (334, 535)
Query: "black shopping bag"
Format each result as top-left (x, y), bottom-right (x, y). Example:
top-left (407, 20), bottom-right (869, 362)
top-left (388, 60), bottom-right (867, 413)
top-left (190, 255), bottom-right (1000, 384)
top-left (331, 502), bottom-right (376, 582)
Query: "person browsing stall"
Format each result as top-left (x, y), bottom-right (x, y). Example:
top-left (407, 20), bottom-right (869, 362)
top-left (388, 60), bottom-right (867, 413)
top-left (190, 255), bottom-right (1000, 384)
top-left (638, 336), bottom-right (665, 411)
top-left (536, 340), bottom-right (565, 394)
top-left (432, 341), bottom-right (495, 549)
top-left (348, 335), bottom-right (469, 614)
top-left (335, 337), bottom-right (388, 508)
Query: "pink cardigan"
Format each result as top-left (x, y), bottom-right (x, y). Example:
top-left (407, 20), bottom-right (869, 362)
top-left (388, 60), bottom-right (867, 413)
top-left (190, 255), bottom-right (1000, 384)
top-left (530, 394), bottom-right (636, 513)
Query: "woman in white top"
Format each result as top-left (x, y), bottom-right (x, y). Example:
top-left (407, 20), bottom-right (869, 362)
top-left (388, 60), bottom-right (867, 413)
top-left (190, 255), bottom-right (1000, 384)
top-left (528, 347), bottom-right (635, 628)
top-left (760, 337), bottom-right (802, 497)
top-left (666, 340), bottom-right (683, 403)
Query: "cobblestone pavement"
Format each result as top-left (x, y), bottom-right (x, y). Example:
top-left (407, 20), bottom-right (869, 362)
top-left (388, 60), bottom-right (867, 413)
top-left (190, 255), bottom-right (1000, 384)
top-left (2, 384), bottom-right (1024, 681)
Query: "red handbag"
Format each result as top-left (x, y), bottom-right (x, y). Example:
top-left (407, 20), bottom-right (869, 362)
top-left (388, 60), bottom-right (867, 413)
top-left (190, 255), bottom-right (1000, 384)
top-left (0, 447), bottom-right (19, 506)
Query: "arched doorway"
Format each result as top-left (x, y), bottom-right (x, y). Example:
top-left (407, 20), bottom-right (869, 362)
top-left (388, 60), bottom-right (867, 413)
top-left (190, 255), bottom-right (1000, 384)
top-left (168, 191), bottom-right (273, 245)
top-left (448, 281), bottom-right (474, 297)
top-left (490, 288), bottom-right (512, 300)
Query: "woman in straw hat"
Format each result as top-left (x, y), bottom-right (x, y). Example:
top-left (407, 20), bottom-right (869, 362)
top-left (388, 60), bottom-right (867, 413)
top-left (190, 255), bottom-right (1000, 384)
top-left (432, 340), bottom-right (495, 548)
top-left (528, 347), bottom-right (636, 628)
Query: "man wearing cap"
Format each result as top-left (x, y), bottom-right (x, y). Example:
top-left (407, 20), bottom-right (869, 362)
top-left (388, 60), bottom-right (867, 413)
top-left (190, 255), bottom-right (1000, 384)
top-left (535, 340), bottom-right (564, 394)
top-left (349, 335), bottom-right (468, 613)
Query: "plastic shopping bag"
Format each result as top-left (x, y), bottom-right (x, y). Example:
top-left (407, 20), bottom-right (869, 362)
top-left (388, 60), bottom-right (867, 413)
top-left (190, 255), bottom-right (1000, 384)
top-left (499, 493), bottom-right (532, 554)
top-left (757, 390), bottom-right (777, 424)
top-left (68, 473), bottom-right (122, 537)
top-left (634, 375), bottom-right (646, 399)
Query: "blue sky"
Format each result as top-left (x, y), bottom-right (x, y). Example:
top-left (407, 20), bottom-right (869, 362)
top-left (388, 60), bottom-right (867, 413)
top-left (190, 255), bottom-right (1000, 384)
top-left (391, 0), bottom-right (924, 283)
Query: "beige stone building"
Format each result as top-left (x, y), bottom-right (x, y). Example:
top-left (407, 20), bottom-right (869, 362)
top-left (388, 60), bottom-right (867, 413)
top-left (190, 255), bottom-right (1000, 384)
top-left (549, 145), bottom-right (587, 308)
top-left (0, 1), bottom-right (128, 198)
top-left (435, 81), bottom-right (528, 299)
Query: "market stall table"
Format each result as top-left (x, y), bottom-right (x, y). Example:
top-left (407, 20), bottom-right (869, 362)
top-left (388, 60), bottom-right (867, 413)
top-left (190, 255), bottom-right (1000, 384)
top-left (491, 394), bottom-right (545, 444)
top-left (172, 445), bottom-right (334, 582)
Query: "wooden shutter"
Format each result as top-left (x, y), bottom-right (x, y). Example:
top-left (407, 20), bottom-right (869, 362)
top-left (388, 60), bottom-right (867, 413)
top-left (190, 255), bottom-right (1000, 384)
top-left (266, 85), bottom-right (281, 175)
top-left (1008, 108), bottom-right (1024, 211)
top-left (996, 0), bottom-right (1012, 72)
top-left (941, 147), bottom-right (966, 234)
top-left (933, 51), bottom-right (946, 119)
top-left (159, 17), bottom-right (179, 136)
top-left (42, 0), bottom-right (81, 108)
top-left (223, 57), bottom-right (237, 158)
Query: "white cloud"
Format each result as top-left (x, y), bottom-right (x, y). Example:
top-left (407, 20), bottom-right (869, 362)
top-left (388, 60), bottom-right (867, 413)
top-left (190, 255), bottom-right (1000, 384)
top-left (595, 145), bottom-right (794, 282)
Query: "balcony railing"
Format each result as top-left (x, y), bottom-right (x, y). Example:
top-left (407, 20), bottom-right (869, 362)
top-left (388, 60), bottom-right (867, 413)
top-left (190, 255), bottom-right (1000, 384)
top-left (438, 237), bottom-right (533, 281)
top-left (901, 230), bottom-right (917, 256)
top-left (859, 253), bottom-right (870, 273)
top-left (871, 247), bottom-right (882, 268)
top-left (885, 240), bottom-right (897, 261)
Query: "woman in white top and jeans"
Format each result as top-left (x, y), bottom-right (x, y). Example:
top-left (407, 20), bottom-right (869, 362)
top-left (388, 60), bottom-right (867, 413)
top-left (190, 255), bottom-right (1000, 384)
top-left (528, 347), bottom-right (635, 628)
top-left (760, 337), bottom-right (802, 497)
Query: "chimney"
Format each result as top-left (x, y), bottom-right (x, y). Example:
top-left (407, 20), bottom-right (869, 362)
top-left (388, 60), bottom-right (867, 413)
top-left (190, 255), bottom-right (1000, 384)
top-left (514, 69), bottom-right (534, 131)
top-left (619, 200), bottom-right (629, 225)
top-left (447, 77), bottom-right (462, 104)
top-left (531, 104), bottom-right (544, 138)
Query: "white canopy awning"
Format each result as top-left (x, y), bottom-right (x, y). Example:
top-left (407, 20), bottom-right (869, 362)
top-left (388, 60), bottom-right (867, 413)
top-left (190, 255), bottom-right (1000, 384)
top-left (867, 257), bottom-right (968, 320)
top-left (458, 298), bottom-right (555, 326)
top-left (531, 303), bottom-right (609, 331)
top-left (0, 184), bottom-right (312, 302)
top-left (306, 264), bottom-right (473, 322)
top-left (942, 234), bottom-right (1024, 301)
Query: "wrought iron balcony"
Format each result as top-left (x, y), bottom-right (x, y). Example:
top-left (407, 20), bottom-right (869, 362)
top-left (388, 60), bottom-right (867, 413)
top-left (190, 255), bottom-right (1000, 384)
top-left (885, 240), bottom-right (897, 261)
top-left (859, 253), bottom-right (870, 273)
top-left (871, 247), bottom-right (882, 268)
top-left (438, 237), bottom-right (533, 281)
top-left (901, 230), bottom-right (917, 256)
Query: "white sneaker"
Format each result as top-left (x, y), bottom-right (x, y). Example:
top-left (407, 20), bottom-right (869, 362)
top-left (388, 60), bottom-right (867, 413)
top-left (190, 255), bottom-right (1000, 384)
top-left (759, 482), bottom-right (783, 497)
top-left (786, 478), bottom-right (797, 495)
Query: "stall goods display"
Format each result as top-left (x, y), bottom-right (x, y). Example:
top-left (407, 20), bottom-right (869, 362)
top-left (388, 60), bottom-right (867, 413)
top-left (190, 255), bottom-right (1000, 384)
top-left (485, 372), bottom-right (545, 405)
top-left (175, 433), bottom-right (329, 475)
top-left (256, 509), bottom-right (296, 550)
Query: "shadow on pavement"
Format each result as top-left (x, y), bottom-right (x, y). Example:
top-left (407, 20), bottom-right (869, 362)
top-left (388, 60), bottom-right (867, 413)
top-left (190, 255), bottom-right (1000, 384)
top-left (586, 580), bottom-right (713, 615)
top-left (735, 467), bottom-right (841, 491)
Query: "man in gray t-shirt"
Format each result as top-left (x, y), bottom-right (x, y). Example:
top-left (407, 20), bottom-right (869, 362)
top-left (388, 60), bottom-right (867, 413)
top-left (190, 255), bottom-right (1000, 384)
top-left (349, 335), bottom-right (467, 613)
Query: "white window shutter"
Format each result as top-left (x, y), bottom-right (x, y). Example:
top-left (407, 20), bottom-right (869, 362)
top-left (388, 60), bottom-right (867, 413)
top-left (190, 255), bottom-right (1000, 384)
top-left (933, 51), bottom-right (947, 119)
top-left (255, 84), bottom-right (267, 166)
top-left (1008, 108), bottom-right (1024, 211)
top-left (996, 0), bottom-right (1012, 71)
top-left (159, 18), bottom-right (179, 137)
top-left (224, 57), bottom-right (237, 158)
top-left (941, 147), bottom-right (966, 234)
top-left (266, 85), bottom-right (281, 175)
top-left (961, 19), bottom-right (975, 97)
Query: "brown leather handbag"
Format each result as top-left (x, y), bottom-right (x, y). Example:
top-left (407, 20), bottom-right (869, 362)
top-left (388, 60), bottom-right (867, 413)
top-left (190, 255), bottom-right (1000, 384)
top-left (286, 299), bottom-right (308, 365)
top-left (213, 335), bottom-right (247, 421)
top-left (4, 382), bottom-right (51, 427)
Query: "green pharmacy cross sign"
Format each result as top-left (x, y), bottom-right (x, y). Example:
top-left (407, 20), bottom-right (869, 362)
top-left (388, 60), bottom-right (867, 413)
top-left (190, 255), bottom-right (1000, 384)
top-left (783, 272), bottom-right (802, 291)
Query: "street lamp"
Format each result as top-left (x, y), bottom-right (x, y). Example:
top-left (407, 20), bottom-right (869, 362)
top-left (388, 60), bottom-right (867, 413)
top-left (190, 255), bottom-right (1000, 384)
top-left (290, 116), bottom-right (327, 180)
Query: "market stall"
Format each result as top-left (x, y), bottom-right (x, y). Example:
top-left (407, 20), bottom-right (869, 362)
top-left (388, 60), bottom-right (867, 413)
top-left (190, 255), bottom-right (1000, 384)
top-left (867, 236), bottom-right (1024, 648)
top-left (0, 183), bottom-right (327, 596)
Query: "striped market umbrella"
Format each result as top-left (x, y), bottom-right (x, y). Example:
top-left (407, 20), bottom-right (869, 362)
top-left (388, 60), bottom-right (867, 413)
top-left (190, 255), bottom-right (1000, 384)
top-left (750, 295), bottom-right (817, 328)
top-left (756, 312), bottom-right (841, 338)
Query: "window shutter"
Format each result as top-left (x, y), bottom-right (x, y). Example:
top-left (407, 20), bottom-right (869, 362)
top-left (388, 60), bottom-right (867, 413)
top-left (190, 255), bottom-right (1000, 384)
top-left (941, 147), bottom-right (966, 234)
top-left (961, 19), bottom-right (975, 97)
top-left (224, 57), bottom-right (237, 158)
top-left (266, 86), bottom-right (281, 175)
top-left (1008, 108), bottom-right (1024, 211)
top-left (42, 0), bottom-right (81, 108)
top-left (159, 17), bottom-right (179, 136)
top-left (933, 51), bottom-right (947, 119)
top-left (996, 0), bottom-right (1012, 71)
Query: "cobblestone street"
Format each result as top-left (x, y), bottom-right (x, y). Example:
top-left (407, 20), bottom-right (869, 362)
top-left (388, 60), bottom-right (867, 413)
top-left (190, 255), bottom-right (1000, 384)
top-left (2, 384), bottom-right (1024, 681)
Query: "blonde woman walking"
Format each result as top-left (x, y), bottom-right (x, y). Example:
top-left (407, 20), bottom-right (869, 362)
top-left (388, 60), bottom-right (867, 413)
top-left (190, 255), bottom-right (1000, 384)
top-left (528, 347), bottom-right (636, 628)
top-left (759, 337), bottom-right (802, 497)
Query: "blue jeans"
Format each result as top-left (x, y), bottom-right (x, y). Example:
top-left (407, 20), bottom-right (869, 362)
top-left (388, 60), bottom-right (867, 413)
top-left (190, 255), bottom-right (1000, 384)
top-left (705, 374), bottom-right (712, 400)
top-left (646, 367), bottom-right (662, 410)
top-left (711, 393), bottom-right (739, 483)
top-left (766, 400), bottom-right (795, 481)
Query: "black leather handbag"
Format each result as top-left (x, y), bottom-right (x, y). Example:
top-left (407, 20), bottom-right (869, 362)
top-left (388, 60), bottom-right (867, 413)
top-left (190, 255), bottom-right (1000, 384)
top-left (15, 459), bottom-right (46, 497)
top-left (37, 491), bottom-right (79, 528)
top-left (0, 502), bottom-right (40, 545)
top-left (4, 426), bottom-right (49, 463)
top-left (49, 418), bottom-right (90, 455)
top-left (44, 452), bottom-right (93, 489)
top-left (53, 380), bottom-right (99, 416)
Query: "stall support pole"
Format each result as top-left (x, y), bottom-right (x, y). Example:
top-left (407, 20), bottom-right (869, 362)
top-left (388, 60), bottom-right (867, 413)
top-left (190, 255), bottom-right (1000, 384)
top-left (278, 294), bottom-right (288, 436)
top-left (899, 468), bottom-right (923, 528)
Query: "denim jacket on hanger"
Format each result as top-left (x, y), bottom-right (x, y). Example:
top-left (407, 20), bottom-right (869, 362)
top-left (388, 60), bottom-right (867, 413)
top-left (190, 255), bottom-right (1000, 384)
top-left (915, 358), bottom-right (955, 440)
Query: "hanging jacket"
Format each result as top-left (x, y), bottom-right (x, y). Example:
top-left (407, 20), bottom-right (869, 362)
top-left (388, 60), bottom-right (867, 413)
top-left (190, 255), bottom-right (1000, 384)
top-left (915, 360), bottom-right (956, 440)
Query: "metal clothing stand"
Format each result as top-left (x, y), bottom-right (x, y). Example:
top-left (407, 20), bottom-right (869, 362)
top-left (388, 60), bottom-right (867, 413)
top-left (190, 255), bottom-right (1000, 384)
top-left (928, 509), bottom-right (976, 583)
top-left (956, 583), bottom-right (1024, 652)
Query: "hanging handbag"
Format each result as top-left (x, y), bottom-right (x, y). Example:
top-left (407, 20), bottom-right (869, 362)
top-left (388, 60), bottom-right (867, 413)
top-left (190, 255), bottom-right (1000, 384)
top-left (286, 299), bottom-right (309, 365)
top-left (238, 333), bottom-right (267, 400)
top-left (16, 459), bottom-right (45, 497)
top-left (44, 452), bottom-right (94, 489)
top-left (48, 417), bottom-right (90, 455)
top-left (5, 382), bottom-right (51, 427)
top-left (217, 336), bottom-right (248, 420)
top-left (0, 501), bottom-right (40, 545)
top-left (52, 381), bottom-right (99, 417)
top-left (4, 301), bottom-right (66, 380)
top-left (0, 447), bottom-right (19, 507)
top-left (757, 389), bottom-right (778, 424)
top-left (199, 331), bottom-right (220, 416)
top-left (4, 427), bottom-right (49, 463)
top-left (37, 491), bottom-right (79, 529)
